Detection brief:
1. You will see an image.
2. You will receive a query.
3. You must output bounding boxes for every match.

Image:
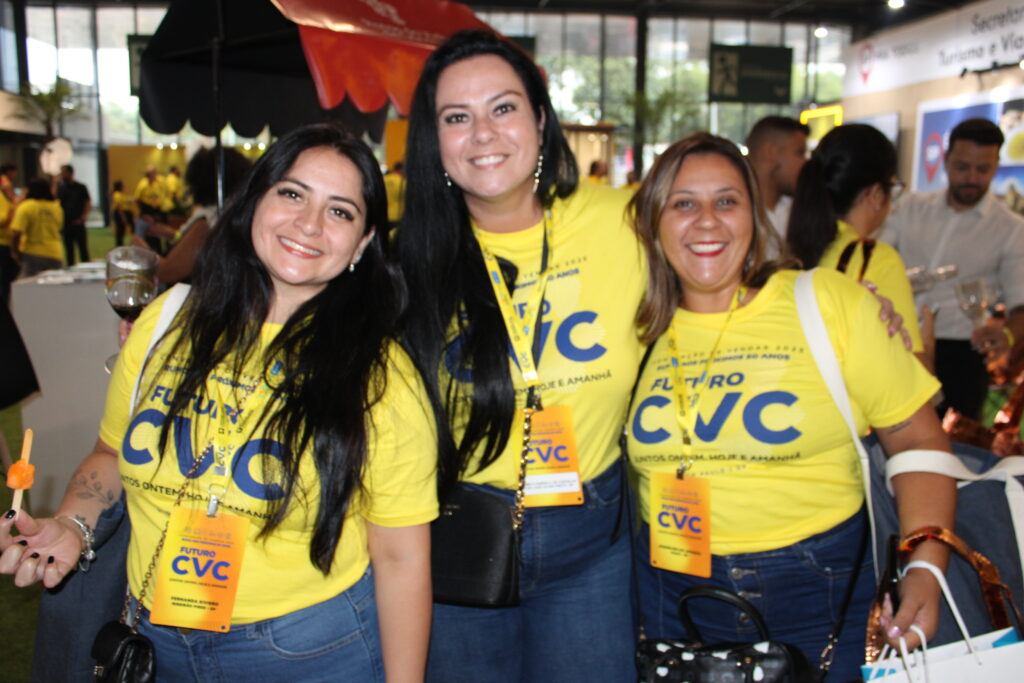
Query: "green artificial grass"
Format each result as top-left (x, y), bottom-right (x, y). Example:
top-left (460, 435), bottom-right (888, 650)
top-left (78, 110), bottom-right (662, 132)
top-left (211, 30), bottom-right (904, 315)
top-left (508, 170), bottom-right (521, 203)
top-left (0, 405), bottom-right (38, 683)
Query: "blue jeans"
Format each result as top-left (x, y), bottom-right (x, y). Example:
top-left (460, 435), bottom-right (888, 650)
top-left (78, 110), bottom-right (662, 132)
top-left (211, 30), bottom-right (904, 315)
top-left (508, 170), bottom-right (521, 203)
top-left (427, 461), bottom-right (636, 683)
top-left (131, 568), bottom-right (383, 682)
top-left (636, 509), bottom-right (874, 682)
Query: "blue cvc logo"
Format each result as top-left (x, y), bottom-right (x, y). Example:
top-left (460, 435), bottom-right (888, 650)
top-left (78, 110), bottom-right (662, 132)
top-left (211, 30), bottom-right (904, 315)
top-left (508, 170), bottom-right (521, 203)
top-left (122, 408), bottom-right (286, 502)
top-left (446, 302), bottom-right (607, 382)
top-left (632, 373), bottom-right (802, 445)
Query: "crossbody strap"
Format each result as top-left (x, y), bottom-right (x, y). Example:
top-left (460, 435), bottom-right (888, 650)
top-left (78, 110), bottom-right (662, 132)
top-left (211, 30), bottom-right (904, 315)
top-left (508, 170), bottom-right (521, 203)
top-left (794, 269), bottom-right (879, 576)
top-left (129, 283), bottom-right (191, 413)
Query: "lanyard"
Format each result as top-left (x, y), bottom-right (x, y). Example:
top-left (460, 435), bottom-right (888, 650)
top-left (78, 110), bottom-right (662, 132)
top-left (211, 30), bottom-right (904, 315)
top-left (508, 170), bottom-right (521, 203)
top-left (476, 212), bottom-right (552, 391)
top-left (666, 287), bottom-right (744, 474)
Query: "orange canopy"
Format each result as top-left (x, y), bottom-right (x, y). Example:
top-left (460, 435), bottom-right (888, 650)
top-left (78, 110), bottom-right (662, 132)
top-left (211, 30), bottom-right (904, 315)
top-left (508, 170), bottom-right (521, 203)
top-left (272, 0), bottom-right (492, 116)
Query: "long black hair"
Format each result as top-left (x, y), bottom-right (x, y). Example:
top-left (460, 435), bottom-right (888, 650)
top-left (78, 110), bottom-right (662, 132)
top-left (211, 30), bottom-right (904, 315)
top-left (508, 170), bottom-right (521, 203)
top-left (151, 123), bottom-right (403, 573)
top-left (786, 123), bottom-right (897, 268)
top-left (395, 29), bottom-right (578, 493)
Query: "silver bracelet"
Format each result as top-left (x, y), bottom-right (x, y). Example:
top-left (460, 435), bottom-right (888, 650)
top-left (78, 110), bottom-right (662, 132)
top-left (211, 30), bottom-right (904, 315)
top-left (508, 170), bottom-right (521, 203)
top-left (56, 515), bottom-right (97, 572)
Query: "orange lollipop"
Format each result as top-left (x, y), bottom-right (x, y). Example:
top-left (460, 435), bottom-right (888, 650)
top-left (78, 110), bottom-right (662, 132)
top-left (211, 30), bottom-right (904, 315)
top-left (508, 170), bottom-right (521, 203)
top-left (6, 429), bottom-right (33, 517)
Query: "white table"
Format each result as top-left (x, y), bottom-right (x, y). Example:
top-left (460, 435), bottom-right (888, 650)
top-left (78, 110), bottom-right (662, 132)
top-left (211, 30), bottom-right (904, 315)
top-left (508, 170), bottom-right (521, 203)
top-left (11, 265), bottom-right (120, 515)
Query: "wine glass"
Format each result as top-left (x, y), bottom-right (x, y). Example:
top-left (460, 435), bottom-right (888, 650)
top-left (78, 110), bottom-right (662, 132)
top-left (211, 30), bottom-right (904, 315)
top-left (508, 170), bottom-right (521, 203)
top-left (955, 279), bottom-right (997, 328)
top-left (104, 246), bottom-right (158, 372)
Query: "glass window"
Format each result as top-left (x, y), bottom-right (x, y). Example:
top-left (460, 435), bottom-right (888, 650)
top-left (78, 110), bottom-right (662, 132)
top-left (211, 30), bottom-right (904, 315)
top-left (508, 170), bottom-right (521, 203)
top-left (749, 21), bottom-right (782, 46)
top-left (57, 6), bottom-right (99, 140)
top-left (604, 15), bottom-right (635, 185)
top-left (645, 17), bottom-right (709, 159)
top-left (0, 1), bottom-right (19, 92)
top-left (711, 19), bottom-right (745, 46)
top-left (97, 7), bottom-right (138, 144)
top-left (813, 25), bottom-right (850, 103)
top-left (785, 23), bottom-right (809, 106)
top-left (558, 13), bottom-right (600, 125)
top-left (26, 6), bottom-right (56, 89)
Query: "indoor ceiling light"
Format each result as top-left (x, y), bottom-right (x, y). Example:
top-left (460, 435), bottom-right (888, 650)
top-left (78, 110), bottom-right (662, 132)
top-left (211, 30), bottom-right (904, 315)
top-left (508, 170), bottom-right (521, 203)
top-left (888, 0), bottom-right (905, 9)
top-left (814, 26), bottom-right (829, 39)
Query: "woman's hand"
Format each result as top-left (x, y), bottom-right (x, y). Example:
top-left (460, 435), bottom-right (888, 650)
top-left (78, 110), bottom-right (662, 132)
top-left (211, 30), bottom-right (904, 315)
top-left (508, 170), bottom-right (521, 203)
top-left (877, 566), bottom-right (943, 650)
top-left (0, 510), bottom-right (82, 588)
top-left (863, 280), bottom-right (912, 350)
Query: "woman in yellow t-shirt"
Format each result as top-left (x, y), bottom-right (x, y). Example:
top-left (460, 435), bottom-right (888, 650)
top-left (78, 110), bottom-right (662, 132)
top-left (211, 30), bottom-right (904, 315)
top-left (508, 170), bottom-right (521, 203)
top-left (786, 124), bottom-right (929, 370)
top-left (1, 124), bottom-right (437, 681)
top-left (627, 133), bottom-right (956, 680)
top-left (10, 178), bottom-right (64, 277)
top-left (396, 30), bottom-right (644, 680)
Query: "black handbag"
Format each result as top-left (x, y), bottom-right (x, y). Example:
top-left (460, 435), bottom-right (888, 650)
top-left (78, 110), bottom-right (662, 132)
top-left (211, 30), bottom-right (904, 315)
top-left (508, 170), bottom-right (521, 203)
top-left (637, 586), bottom-right (818, 683)
top-left (90, 621), bottom-right (155, 683)
top-left (430, 484), bottom-right (521, 607)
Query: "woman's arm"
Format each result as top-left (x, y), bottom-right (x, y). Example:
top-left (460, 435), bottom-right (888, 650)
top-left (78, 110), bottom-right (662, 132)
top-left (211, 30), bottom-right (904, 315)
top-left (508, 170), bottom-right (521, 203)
top-left (0, 438), bottom-right (122, 588)
top-left (367, 521), bottom-right (431, 683)
top-left (157, 217), bottom-right (210, 284)
top-left (874, 404), bottom-right (957, 648)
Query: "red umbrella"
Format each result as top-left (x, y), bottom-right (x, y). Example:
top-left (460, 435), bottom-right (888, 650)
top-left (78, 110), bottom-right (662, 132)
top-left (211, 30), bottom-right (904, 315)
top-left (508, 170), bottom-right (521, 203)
top-left (272, 0), bottom-right (492, 116)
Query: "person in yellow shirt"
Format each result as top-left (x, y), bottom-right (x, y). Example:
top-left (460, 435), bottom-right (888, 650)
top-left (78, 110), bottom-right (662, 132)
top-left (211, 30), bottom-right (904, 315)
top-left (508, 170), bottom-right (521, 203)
top-left (786, 124), bottom-right (928, 370)
top-left (627, 132), bottom-right (955, 680)
top-left (162, 165), bottom-right (183, 213)
top-left (586, 158), bottom-right (610, 184)
top-left (110, 180), bottom-right (133, 246)
top-left (396, 31), bottom-right (644, 681)
top-left (383, 160), bottom-right (405, 229)
top-left (0, 124), bottom-right (437, 681)
top-left (0, 164), bottom-right (18, 303)
top-left (621, 169), bottom-right (642, 193)
top-left (134, 166), bottom-right (168, 219)
top-left (10, 178), bottom-right (64, 277)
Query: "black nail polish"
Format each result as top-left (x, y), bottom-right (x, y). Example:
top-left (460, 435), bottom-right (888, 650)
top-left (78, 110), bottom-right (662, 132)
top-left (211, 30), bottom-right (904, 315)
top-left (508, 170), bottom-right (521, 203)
top-left (4, 509), bottom-right (15, 519)
top-left (47, 556), bottom-right (54, 564)
top-left (17, 540), bottom-right (27, 546)
top-left (29, 552), bottom-right (39, 559)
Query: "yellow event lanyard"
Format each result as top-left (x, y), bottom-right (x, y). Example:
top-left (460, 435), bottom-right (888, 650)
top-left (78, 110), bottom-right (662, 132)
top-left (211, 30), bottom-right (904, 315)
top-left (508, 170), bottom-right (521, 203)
top-left (475, 212), bottom-right (552, 388)
top-left (666, 287), bottom-right (745, 463)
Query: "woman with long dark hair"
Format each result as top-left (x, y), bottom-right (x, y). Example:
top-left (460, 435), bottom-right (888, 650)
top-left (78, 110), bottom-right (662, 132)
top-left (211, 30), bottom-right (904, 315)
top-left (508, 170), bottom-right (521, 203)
top-left (1, 123), bottom-right (437, 681)
top-left (628, 132), bottom-right (955, 680)
top-left (396, 29), bottom-right (644, 681)
top-left (786, 124), bottom-right (927, 368)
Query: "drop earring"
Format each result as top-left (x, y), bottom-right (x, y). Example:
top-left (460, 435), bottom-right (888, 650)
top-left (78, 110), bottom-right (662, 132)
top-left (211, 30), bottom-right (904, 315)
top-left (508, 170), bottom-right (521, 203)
top-left (444, 172), bottom-right (452, 188)
top-left (533, 152), bottom-right (544, 193)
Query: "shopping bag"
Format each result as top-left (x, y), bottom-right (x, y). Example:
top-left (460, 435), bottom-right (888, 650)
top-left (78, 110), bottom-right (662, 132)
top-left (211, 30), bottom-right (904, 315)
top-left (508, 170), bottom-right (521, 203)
top-left (861, 561), bottom-right (1023, 682)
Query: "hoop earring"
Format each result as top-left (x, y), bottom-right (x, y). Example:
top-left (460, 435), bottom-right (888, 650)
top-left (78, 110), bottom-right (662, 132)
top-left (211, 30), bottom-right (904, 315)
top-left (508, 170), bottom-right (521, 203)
top-left (444, 172), bottom-right (452, 188)
top-left (533, 152), bottom-right (544, 193)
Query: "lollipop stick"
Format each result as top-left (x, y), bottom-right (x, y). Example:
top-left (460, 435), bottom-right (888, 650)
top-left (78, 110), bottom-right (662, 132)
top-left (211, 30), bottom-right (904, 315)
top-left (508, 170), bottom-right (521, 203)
top-left (11, 429), bottom-right (33, 518)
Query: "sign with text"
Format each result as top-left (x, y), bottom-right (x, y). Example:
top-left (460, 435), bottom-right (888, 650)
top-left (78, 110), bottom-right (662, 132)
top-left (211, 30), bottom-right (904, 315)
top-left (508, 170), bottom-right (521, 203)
top-left (847, 0), bottom-right (1024, 96)
top-left (708, 44), bottom-right (792, 104)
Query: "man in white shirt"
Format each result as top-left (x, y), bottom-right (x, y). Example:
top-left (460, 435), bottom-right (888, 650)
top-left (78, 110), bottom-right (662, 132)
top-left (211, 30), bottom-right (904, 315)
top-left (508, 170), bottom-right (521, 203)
top-left (881, 118), bottom-right (1024, 419)
top-left (745, 116), bottom-right (809, 242)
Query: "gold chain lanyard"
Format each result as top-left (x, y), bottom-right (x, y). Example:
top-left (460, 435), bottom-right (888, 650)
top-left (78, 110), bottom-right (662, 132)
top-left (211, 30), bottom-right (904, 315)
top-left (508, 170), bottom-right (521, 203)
top-left (475, 212), bottom-right (552, 528)
top-left (666, 287), bottom-right (745, 478)
top-left (122, 374), bottom-right (261, 631)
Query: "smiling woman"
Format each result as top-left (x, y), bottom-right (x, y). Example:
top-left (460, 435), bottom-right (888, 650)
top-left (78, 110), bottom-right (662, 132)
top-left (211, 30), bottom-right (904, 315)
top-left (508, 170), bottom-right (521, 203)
top-left (627, 133), bottom-right (956, 681)
top-left (1, 124), bottom-right (438, 683)
top-left (397, 29), bottom-right (645, 682)
top-left (251, 147), bottom-right (375, 323)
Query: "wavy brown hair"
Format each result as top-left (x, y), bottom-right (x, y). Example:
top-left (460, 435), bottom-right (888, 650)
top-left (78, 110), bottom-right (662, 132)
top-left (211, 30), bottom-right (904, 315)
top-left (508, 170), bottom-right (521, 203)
top-left (629, 132), bottom-right (791, 345)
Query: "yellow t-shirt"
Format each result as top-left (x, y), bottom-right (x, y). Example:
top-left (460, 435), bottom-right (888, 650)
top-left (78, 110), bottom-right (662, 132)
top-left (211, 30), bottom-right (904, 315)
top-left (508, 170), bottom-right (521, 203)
top-left (10, 199), bottom-right (64, 261)
top-left (383, 173), bottom-right (405, 223)
top-left (99, 291), bottom-right (438, 623)
top-left (820, 221), bottom-right (923, 353)
top-left (453, 182), bottom-right (647, 488)
top-left (112, 190), bottom-right (134, 215)
top-left (134, 177), bottom-right (167, 211)
top-left (0, 191), bottom-right (11, 247)
top-left (626, 269), bottom-right (938, 555)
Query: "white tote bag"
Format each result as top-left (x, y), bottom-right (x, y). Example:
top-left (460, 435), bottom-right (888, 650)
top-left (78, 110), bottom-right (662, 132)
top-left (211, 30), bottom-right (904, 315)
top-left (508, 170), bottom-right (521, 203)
top-left (861, 561), bottom-right (1024, 682)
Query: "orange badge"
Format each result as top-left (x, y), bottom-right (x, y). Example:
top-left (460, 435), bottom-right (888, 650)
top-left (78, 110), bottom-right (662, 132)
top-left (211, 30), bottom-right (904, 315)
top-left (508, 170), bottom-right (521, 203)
top-left (649, 471), bottom-right (712, 578)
